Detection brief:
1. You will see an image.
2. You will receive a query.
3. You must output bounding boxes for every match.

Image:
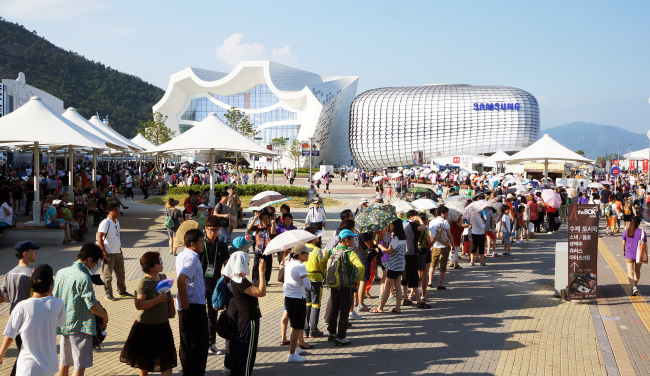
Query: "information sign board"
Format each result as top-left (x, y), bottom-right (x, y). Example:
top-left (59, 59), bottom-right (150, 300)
top-left (567, 204), bottom-right (599, 300)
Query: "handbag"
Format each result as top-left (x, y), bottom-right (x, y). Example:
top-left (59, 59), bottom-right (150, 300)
top-left (555, 216), bottom-right (562, 224)
top-left (637, 230), bottom-right (649, 264)
top-left (278, 266), bottom-right (285, 283)
top-left (216, 310), bottom-right (238, 341)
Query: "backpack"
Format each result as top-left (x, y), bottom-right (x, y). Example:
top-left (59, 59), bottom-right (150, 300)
top-left (604, 204), bottom-right (611, 216)
top-left (624, 202), bottom-right (632, 216)
top-left (211, 276), bottom-right (229, 310)
top-left (164, 209), bottom-right (175, 229)
top-left (325, 248), bottom-right (351, 289)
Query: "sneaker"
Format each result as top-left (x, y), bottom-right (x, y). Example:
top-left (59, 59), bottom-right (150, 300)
top-left (437, 285), bottom-right (446, 290)
top-left (388, 293), bottom-right (396, 301)
top-left (334, 338), bottom-right (351, 346)
top-left (349, 311), bottom-right (362, 320)
top-left (516, 240), bottom-right (523, 244)
top-left (295, 347), bottom-right (303, 355)
top-left (506, 252), bottom-right (512, 257)
top-left (328, 333), bottom-right (337, 342)
top-left (209, 344), bottom-right (223, 355)
top-left (104, 293), bottom-right (115, 301)
top-left (492, 252), bottom-right (500, 257)
top-left (347, 322), bottom-right (353, 328)
top-left (435, 266), bottom-right (440, 270)
top-left (309, 330), bottom-right (324, 338)
top-left (221, 367), bottom-right (230, 376)
top-left (118, 291), bottom-right (134, 298)
top-left (633, 287), bottom-right (639, 296)
top-left (480, 262), bottom-right (487, 266)
top-left (287, 353), bottom-right (307, 363)
top-left (408, 295), bottom-right (415, 301)
top-left (470, 261), bottom-right (475, 266)
top-left (502, 252), bottom-right (510, 256)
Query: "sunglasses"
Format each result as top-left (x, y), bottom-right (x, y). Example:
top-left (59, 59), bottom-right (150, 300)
top-left (158, 259), bottom-right (163, 266)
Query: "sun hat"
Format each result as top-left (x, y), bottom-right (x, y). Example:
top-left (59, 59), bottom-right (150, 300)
top-left (230, 236), bottom-right (253, 253)
top-left (52, 199), bottom-right (62, 205)
top-left (66, 202), bottom-right (74, 206)
top-left (338, 229), bottom-right (359, 240)
top-left (291, 243), bottom-right (313, 256)
top-left (311, 198), bottom-right (320, 203)
top-left (507, 193), bottom-right (515, 199)
top-left (359, 198), bottom-right (368, 204)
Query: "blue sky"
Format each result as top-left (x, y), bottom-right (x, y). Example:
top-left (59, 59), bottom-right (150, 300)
top-left (2, 0), bottom-right (649, 132)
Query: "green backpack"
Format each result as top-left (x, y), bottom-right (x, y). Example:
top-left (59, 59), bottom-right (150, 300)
top-left (325, 247), bottom-right (352, 289)
top-left (164, 210), bottom-right (175, 229)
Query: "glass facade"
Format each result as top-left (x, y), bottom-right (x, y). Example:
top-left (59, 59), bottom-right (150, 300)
top-left (179, 84), bottom-right (299, 145)
top-left (349, 85), bottom-right (540, 169)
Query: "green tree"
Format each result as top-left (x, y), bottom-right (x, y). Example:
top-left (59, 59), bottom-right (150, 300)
top-left (576, 150), bottom-right (585, 156)
top-left (223, 107), bottom-right (258, 139)
top-left (135, 112), bottom-right (174, 146)
top-left (271, 137), bottom-right (287, 154)
top-left (287, 139), bottom-right (303, 169)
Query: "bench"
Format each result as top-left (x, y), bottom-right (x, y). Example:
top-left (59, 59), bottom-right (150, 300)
top-left (2, 222), bottom-right (66, 245)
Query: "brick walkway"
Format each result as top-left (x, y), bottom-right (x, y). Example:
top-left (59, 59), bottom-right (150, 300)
top-left (2, 191), bottom-right (650, 375)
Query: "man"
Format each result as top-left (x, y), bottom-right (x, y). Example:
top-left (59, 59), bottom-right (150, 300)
top-left (0, 241), bottom-right (39, 376)
top-left (97, 203), bottom-right (132, 301)
top-left (303, 226), bottom-right (325, 338)
top-left (428, 206), bottom-right (455, 290)
top-left (263, 167), bottom-right (268, 181)
top-left (140, 173), bottom-right (150, 200)
top-left (226, 185), bottom-right (241, 234)
top-left (402, 210), bottom-right (431, 308)
top-left (53, 244), bottom-right (108, 376)
top-left (64, 202), bottom-right (82, 241)
top-left (198, 216), bottom-right (229, 356)
top-left (600, 184), bottom-right (611, 216)
top-left (123, 172), bottom-right (134, 199)
top-left (213, 191), bottom-right (232, 244)
top-left (577, 181), bottom-right (586, 194)
top-left (176, 229), bottom-right (209, 376)
top-left (0, 264), bottom-right (66, 376)
top-left (305, 198), bottom-right (326, 246)
top-left (319, 229), bottom-right (364, 346)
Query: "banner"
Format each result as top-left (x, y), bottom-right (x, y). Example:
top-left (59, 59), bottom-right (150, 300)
top-left (631, 160), bottom-right (635, 170)
top-left (612, 160), bottom-right (619, 167)
top-left (301, 141), bottom-right (319, 157)
top-left (567, 204), bottom-right (599, 300)
top-left (644, 159), bottom-right (649, 173)
top-left (601, 160), bottom-right (606, 168)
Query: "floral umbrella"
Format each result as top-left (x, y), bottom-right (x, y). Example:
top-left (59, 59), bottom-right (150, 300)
top-left (355, 204), bottom-right (399, 233)
top-left (463, 200), bottom-right (491, 219)
top-left (444, 196), bottom-right (466, 223)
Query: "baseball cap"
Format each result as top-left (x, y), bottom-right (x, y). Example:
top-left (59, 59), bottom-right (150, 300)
top-left (507, 193), bottom-right (515, 199)
top-left (67, 202), bottom-right (74, 206)
top-left (31, 264), bottom-right (54, 287)
top-left (230, 236), bottom-right (253, 253)
top-left (15, 240), bottom-right (41, 252)
top-left (359, 198), bottom-right (368, 204)
top-left (292, 243), bottom-right (313, 256)
top-left (52, 199), bottom-right (62, 205)
top-left (311, 198), bottom-right (320, 203)
top-left (338, 229), bottom-right (359, 240)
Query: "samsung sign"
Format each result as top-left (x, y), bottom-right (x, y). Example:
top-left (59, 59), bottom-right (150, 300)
top-left (473, 103), bottom-right (520, 111)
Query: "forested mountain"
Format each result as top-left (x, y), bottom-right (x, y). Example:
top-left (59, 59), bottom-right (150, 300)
top-left (0, 19), bottom-right (164, 137)
top-left (543, 121), bottom-right (647, 158)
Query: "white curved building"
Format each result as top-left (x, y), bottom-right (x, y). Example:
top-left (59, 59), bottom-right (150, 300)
top-left (349, 84), bottom-right (540, 169)
top-left (153, 61), bottom-right (358, 166)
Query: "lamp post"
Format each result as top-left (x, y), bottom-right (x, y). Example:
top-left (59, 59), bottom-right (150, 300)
top-left (307, 137), bottom-right (315, 183)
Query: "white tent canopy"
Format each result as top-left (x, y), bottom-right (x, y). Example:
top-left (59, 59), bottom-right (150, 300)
top-left (62, 108), bottom-right (126, 151)
top-left (149, 112), bottom-right (278, 206)
top-left (131, 133), bottom-right (157, 150)
top-left (483, 150), bottom-right (510, 165)
top-left (88, 115), bottom-right (142, 151)
top-left (505, 134), bottom-right (593, 165)
top-left (626, 148), bottom-right (649, 161)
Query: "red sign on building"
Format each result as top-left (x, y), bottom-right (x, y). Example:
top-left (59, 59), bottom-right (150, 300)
top-left (644, 159), bottom-right (649, 173)
top-left (453, 157), bottom-right (460, 164)
top-left (631, 160), bottom-right (635, 170)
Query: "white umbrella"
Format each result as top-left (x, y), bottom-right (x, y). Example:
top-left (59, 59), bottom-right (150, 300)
top-left (422, 168), bottom-right (432, 175)
top-left (587, 182), bottom-right (602, 189)
top-left (392, 172), bottom-right (403, 179)
top-left (372, 176), bottom-right (383, 183)
top-left (263, 230), bottom-right (317, 255)
top-left (313, 171), bottom-right (324, 180)
top-left (411, 199), bottom-right (438, 210)
top-left (391, 201), bottom-right (414, 213)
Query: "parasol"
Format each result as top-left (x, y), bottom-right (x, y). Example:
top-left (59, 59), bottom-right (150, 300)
top-left (411, 199), bottom-right (438, 210)
top-left (587, 182), bottom-right (602, 189)
top-left (248, 190), bottom-right (291, 211)
top-left (444, 196), bottom-right (466, 223)
top-left (600, 181), bottom-right (611, 185)
top-left (541, 189), bottom-right (562, 208)
top-left (372, 176), bottom-right (384, 183)
top-left (391, 201), bottom-right (415, 213)
top-left (566, 188), bottom-right (578, 198)
top-left (262, 230), bottom-right (317, 255)
top-left (355, 204), bottom-right (399, 233)
top-left (463, 200), bottom-right (490, 219)
top-left (175, 220), bottom-right (199, 248)
top-left (313, 171), bottom-right (324, 181)
top-left (392, 172), bottom-right (403, 179)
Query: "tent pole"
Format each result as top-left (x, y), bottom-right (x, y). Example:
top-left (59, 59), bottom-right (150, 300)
top-left (92, 150), bottom-right (97, 190)
top-left (33, 142), bottom-right (41, 224)
top-left (209, 148), bottom-right (215, 206)
top-left (544, 159), bottom-right (548, 180)
top-left (68, 146), bottom-right (74, 202)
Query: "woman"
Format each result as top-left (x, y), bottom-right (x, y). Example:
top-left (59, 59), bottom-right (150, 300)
top-left (164, 198), bottom-right (184, 256)
top-left (224, 251), bottom-right (266, 376)
top-left (12, 178), bottom-right (23, 214)
top-left (371, 219), bottom-right (407, 313)
top-left (501, 206), bottom-right (513, 256)
top-left (622, 217), bottom-right (646, 296)
top-left (249, 211), bottom-right (276, 284)
top-left (307, 184), bottom-right (316, 204)
top-left (448, 216), bottom-right (466, 268)
top-left (283, 243), bottom-right (313, 363)
top-left (120, 252), bottom-right (176, 375)
top-left (375, 186), bottom-right (384, 203)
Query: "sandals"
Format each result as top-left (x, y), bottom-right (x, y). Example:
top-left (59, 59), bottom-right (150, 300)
top-left (370, 307), bottom-right (384, 313)
top-left (280, 341), bottom-right (290, 346)
top-left (391, 308), bottom-right (401, 313)
top-left (365, 292), bottom-right (373, 299)
top-left (454, 265), bottom-right (462, 269)
top-left (416, 302), bottom-right (432, 309)
top-left (403, 299), bottom-right (413, 306)
top-left (299, 344), bottom-right (314, 350)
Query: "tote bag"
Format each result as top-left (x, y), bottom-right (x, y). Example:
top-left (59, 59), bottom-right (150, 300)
top-left (637, 230), bottom-right (649, 264)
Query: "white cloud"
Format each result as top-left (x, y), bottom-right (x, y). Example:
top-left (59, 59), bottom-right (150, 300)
top-left (215, 33), bottom-right (297, 67)
top-left (0, 0), bottom-right (111, 20)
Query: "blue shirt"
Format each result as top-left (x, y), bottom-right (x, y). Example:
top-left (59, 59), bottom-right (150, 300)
top-left (44, 206), bottom-right (58, 225)
top-left (175, 247), bottom-right (206, 310)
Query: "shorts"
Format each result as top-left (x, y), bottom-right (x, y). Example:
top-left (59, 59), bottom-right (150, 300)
top-left (284, 297), bottom-right (306, 330)
top-left (46, 222), bottom-right (62, 229)
top-left (0, 222), bottom-right (10, 233)
top-left (415, 253), bottom-right (426, 270)
top-left (471, 233), bottom-right (486, 255)
top-left (425, 248), bottom-right (432, 264)
top-left (60, 333), bottom-right (93, 369)
top-left (167, 228), bottom-right (176, 238)
top-left (431, 247), bottom-right (451, 273)
top-left (401, 255), bottom-right (419, 288)
top-left (626, 258), bottom-right (638, 264)
top-left (69, 222), bottom-right (80, 231)
top-left (361, 259), bottom-right (371, 281)
top-left (386, 269), bottom-right (403, 279)
top-left (503, 234), bottom-right (512, 245)
top-left (485, 231), bottom-right (495, 239)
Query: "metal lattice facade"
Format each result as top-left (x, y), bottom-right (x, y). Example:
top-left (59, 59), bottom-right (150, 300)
top-left (349, 84), bottom-right (539, 169)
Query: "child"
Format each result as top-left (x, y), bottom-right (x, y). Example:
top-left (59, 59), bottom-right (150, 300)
top-left (516, 206), bottom-right (525, 244)
top-left (385, 183), bottom-right (392, 203)
top-left (197, 204), bottom-right (207, 231)
top-left (501, 206), bottom-right (513, 256)
top-left (605, 201), bottom-right (617, 236)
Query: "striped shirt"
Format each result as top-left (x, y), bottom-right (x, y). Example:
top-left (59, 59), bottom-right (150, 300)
top-left (53, 261), bottom-right (98, 336)
top-left (386, 238), bottom-right (406, 272)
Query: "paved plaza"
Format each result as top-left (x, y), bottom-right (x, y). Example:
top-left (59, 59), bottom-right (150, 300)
top-left (1, 180), bottom-right (650, 375)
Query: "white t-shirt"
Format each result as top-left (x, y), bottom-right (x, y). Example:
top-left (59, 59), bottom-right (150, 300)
top-left (429, 217), bottom-right (451, 248)
top-left (125, 176), bottom-right (133, 188)
top-left (98, 218), bottom-right (121, 254)
top-left (283, 259), bottom-right (308, 299)
top-left (3, 296), bottom-right (66, 376)
top-left (0, 202), bottom-right (13, 225)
